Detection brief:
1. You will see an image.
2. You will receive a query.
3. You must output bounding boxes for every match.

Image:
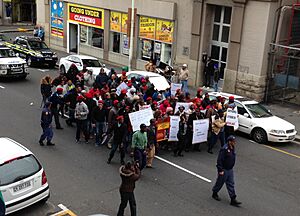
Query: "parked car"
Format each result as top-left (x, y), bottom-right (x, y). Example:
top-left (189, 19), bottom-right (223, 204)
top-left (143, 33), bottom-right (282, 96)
top-left (0, 137), bottom-right (50, 214)
top-left (209, 92), bottom-right (297, 143)
top-left (59, 54), bottom-right (110, 77)
top-left (126, 71), bottom-right (170, 91)
top-left (5, 36), bottom-right (58, 68)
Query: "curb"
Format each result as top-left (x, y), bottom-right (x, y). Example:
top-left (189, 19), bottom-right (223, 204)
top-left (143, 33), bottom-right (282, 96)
top-left (295, 135), bottom-right (300, 143)
top-left (0, 28), bottom-right (33, 33)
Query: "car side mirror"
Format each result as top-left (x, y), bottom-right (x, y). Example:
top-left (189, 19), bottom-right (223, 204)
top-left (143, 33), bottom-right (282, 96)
top-left (243, 113), bottom-right (249, 118)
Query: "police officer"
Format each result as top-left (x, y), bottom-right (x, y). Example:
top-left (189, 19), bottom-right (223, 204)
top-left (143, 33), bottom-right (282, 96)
top-left (39, 102), bottom-right (55, 146)
top-left (49, 87), bottom-right (64, 129)
top-left (212, 136), bottom-right (241, 207)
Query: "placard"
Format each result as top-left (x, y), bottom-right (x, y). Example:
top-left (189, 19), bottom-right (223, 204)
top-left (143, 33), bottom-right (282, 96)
top-left (226, 108), bottom-right (239, 130)
top-left (156, 118), bottom-right (170, 142)
top-left (51, 0), bottom-right (64, 38)
top-left (175, 102), bottom-right (193, 113)
top-left (68, 3), bottom-right (104, 29)
top-left (129, 107), bottom-right (154, 132)
top-left (171, 83), bottom-right (182, 96)
top-left (192, 119), bottom-right (209, 144)
top-left (168, 116), bottom-right (180, 141)
top-left (156, 19), bottom-right (174, 43)
top-left (116, 82), bottom-right (129, 96)
top-left (110, 11), bottom-right (121, 32)
top-left (121, 13), bottom-right (128, 34)
top-left (139, 16), bottom-right (156, 40)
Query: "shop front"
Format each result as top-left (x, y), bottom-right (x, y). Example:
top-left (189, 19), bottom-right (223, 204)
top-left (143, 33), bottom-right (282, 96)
top-left (137, 16), bottom-right (174, 68)
top-left (67, 3), bottom-right (104, 55)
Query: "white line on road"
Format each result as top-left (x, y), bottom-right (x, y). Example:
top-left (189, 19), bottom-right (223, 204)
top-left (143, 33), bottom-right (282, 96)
top-left (0, 85), bottom-right (5, 89)
top-left (155, 155), bottom-right (212, 183)
top-left (57, 204), bottom-right (69, 211)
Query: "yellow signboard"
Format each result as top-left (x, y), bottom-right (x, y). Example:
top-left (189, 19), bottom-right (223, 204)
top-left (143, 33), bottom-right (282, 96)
top-left (156, 19), bottom-right (174, 43)
top-left (110, 11), bottom-right (121, 32)
top-left (139, 16), bottom-right (156, 40)
top-left (121, 13), bottom-right (128, 34)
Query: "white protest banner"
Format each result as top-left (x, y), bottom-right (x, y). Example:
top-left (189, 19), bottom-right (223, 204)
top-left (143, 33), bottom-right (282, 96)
top-left (129, 107), bottom-right (154, 131)
top-left (192, 119), bottom-right (209, 144)
top-left (226, 107), bottom-right (239, 130)
top-left (171, 83), bottom-right (182, 96)
top-left (168, 116), bottom-right (180, 141)
top-left (175, 102), bottom-right (193, 113)
top-left (116, 82), bottom-right (129, 96)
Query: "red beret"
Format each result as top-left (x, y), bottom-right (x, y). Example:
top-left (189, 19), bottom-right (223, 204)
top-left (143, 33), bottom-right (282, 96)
top-left (153, 101), bottom-right (158, 105)
top-left (98, 100), bottom-right (104, 104)
top-left (141, 79), bottom-right (146, 83)
top-left (85, 93), bottom-right (93, 99)
top-left (122, 71), bottom-right (126, 75)
top-left (113, 100), bottom-right (119, 105)
top-left (229, 96), bottom-right (235, 100)
top-left (197, 88), bottom-right (202, 93)
top-left (127, 83), bottom-right (132, 87)
top-left (121, 89), bottom-right (127, 94)
top-left (146, 97), bottom-right (152, 101)
top-left (56, 87), bottom-right (63, 93)
top-left (116, 115), bottom-right (124, 120)
top-left (77, 95), bottom-right (84, 101)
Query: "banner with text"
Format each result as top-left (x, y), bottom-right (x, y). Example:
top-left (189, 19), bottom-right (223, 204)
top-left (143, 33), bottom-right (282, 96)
top-left (68, 3), bottom-right (104, 29)
top-left (110, 11), bottom-right (121, 32)
top-left (156, 19), bottom-right (174, 43)
top-left (139, 16), bottom-right (156, 40)
top-left (129, 107), bottom-right (154, 132)
top-left (121, 13), bottom-right (128, 34)
top-left (171, 83), bottom-right (182, 96)
top-left (168, 116), bottom-right (180, 141)
top-left (192, 119), bottom-right (209, 144)
top-left (51, 0), bottom-right (64, 38)
top-left (226, 108), bottom-right (239, 130)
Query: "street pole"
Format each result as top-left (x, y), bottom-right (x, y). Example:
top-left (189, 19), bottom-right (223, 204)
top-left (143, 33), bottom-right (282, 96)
top-left (128, 0), bottom-right (135, 72)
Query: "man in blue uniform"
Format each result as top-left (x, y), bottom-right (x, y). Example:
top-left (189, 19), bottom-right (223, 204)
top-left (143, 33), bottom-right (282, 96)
top-left (212, 135), bottom-right (241, 207)
top-left (39, 102), bottom-right (55, 146)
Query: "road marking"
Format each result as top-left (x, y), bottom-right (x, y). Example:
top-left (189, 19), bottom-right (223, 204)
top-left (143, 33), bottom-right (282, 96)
top-left (155, 155), bottom-right (212, 183)
top-left (0, 85), bottom-right (5, 89)
top-left (38, 69), bottom-right (49, 72)
top-left (50, 204), bottom-right (77, 216)
top-left (263, 145), bottom-right (300, 159)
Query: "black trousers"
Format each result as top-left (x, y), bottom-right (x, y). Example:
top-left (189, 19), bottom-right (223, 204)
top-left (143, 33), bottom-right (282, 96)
top-left (51, 107), bottom-right (61, 128)
top-left (117, 191), bottom-right (136, 216)
top-left (174, 135), bottom-right (185, 155)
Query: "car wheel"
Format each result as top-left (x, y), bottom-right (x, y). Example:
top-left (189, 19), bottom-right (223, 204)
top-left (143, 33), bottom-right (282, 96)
top-left (27, 56), bottom-right (33, 67)
top-left (60, 65), bottom-right (66, 74)
top-left (252, 128), bottom-right (267, 144)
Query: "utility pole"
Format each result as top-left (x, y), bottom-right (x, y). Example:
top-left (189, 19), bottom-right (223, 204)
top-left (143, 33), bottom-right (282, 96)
top-left (128, 0), bottom-right (135, 72)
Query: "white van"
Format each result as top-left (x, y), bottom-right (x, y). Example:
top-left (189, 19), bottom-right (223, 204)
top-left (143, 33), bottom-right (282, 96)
top-left (0, 138), bottom-right (50, 215)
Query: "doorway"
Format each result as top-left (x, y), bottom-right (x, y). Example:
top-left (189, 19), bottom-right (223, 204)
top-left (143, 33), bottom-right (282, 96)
top-left (69, 23), bottom-right (78, 53)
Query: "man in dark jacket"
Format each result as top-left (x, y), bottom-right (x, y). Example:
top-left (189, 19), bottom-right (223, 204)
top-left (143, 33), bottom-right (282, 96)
top-left (92, 100), bottom-right (106, 146)
top-left (65, 88), bottom-right (79, 127)
top-left (146, 119), bottom-right (157, 168)
top-left (117, 161), bottom-right (141, 216)
top-left (49, 87), bottom-right (64, 129)
top-left (212, 136), bottom-right (241, 207)
top-left (96, 68), bottom-right (109, 89)
top-left (39, 102), bottom-right (55, 146)
top-left (107, 115), bottom-right (127, 165)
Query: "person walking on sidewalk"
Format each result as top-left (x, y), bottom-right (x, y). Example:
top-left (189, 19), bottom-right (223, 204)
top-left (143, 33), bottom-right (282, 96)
top-left (107, 116), bottom-right (127, 165)
top-left (131, 124), bottom-right (148, 170)
top-left (117, 161), bottom-right (141, 216)
top-left (179, 64), bottom-right (189, 94)
top-left (39, 102), bottom-right (55, 146)
top-left (212, 135), bottom-right (242, 207)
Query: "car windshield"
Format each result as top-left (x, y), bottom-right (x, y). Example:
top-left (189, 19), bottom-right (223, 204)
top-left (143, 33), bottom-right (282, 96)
top-left (245, 103), bottom-right (273, 118)
top-left (0, 48), bottom-right (16, 58)
top-left (82, 59), bottom-right (101, 67)
top-left (0, 154), bottom-right (41, 186)
top-left (28, 41), bottom-right (49, 50)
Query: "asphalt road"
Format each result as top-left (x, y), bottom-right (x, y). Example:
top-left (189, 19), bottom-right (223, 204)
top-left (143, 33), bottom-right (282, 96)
top-left (0, 31), bottom-right (300, 216)
top-left (0, 65), bottom-right (299, 216)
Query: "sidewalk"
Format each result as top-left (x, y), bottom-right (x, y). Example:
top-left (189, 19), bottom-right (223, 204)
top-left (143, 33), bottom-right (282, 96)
top-left (0, 25), bottom-right (34, 33)
top-left (189, 86), bottom-right (300, 143)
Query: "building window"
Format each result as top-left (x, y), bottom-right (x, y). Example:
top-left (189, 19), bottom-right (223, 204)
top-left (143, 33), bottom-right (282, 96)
top-left (210, 5), bottom-right (232, 79)
top-left (110, 32), bottom-right (121, 53)
top-left (87, 27), bottom-right (104, 49)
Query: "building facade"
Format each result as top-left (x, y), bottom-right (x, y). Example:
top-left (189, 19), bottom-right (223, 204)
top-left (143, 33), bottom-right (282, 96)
top-left (36, 0), bottom-right (298, 102)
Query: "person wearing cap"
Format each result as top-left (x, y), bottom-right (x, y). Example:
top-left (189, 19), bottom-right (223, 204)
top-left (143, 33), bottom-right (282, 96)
top-left (117, 161), bottom-right (141, 216)
top-left (75, 95), bottom-right (89, 143)
top-left (39, 102), bottom-right (55, 146)
top-left (146, 119), bottom-right (157, 168)
top-left (96, 68), bottom-right (109, 89)
top-left (107, 115), bottom-right (127, 165)
top-left (49, 87), bottom-right (64, 129)
top-left (92, 100), bottom-right (107, 146)
top-left (106, 99), bottom-right (119, 148)
top-left (212, 135), bottom-right (242, 207)
top-left (131, 124), bottom-right (148, 170)
top-left (179, 63), bottom-right (189, 94)
top-left (208, 109), bottom-right (226, 154)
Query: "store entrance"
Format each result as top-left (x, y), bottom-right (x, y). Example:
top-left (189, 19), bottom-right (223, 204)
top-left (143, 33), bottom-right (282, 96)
top-left (69, 23), bottom-right (78, 53)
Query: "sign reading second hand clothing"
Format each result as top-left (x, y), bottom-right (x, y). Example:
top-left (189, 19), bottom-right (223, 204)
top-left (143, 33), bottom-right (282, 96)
top-left (68, 3), bottom-right (104, 29)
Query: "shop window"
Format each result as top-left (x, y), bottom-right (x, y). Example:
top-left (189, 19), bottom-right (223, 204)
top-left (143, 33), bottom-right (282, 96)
top-left (80, 25), bottom-right (88, 44)
top-left (110, 32), bottom-right (121, 53)
top-left (88, 27), bottom-right (104, 49)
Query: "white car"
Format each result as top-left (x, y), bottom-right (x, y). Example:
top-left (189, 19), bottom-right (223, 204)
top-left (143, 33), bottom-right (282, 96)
top-left (209, 92), bottom-right (297, 143)
top-left (126, 71), bottom-right (170, 91)
top-left (59, 54), bottom-right (110, 77)
top-left (0, 138), bottom-right (50, 214)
